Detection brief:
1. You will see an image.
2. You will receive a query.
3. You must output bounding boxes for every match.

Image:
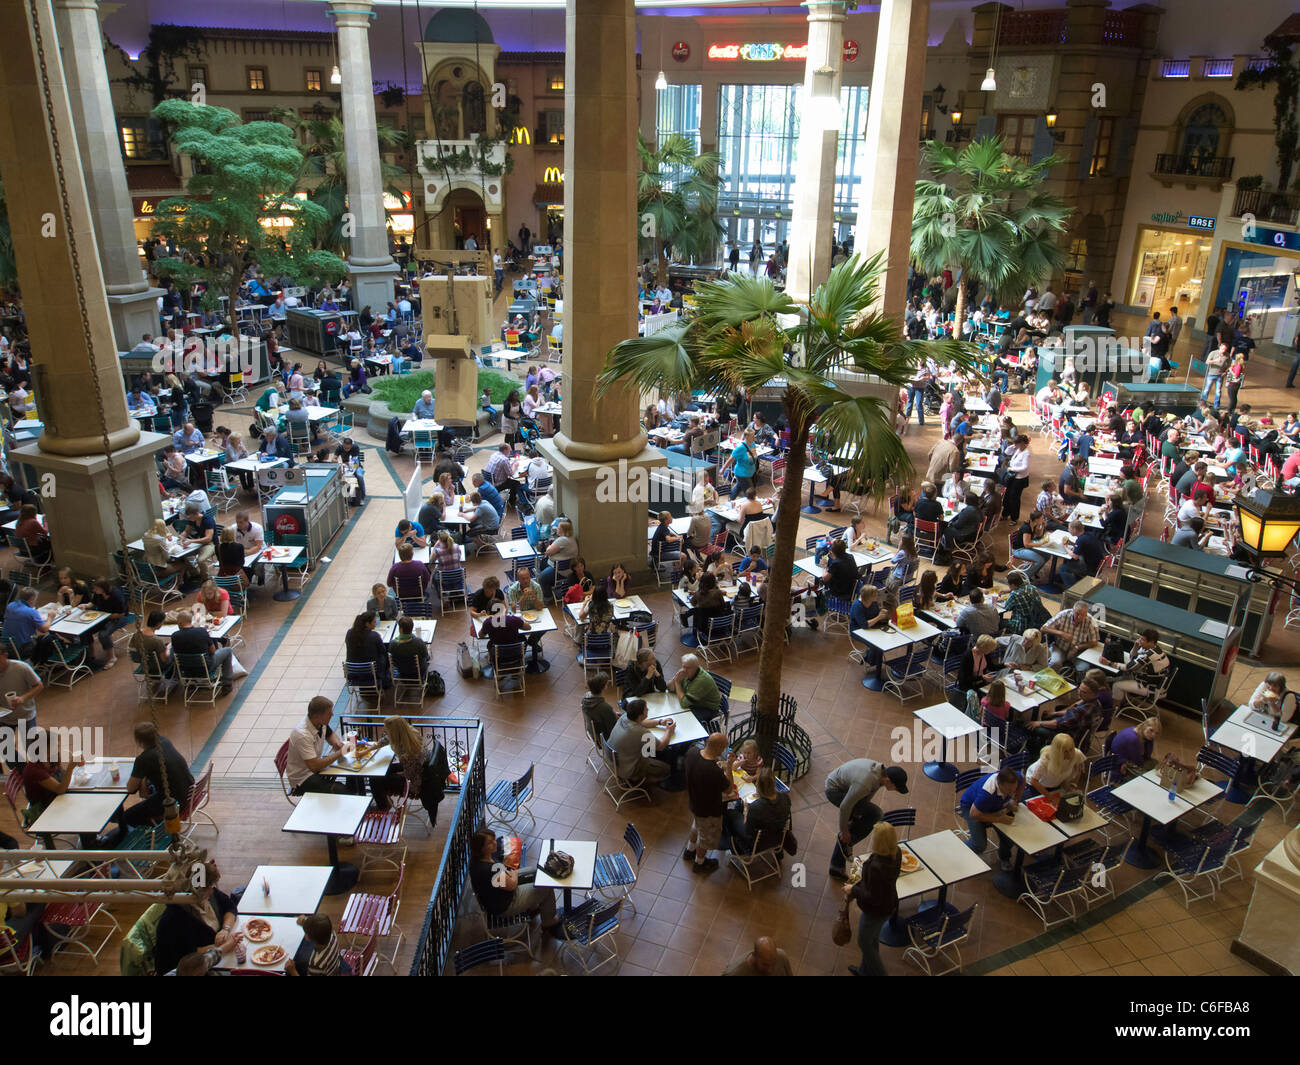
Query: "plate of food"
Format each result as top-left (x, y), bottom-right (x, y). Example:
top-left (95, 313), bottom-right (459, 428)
top-left (899, 850), bottom-right (921, 875)
top-left (243, 918), bottom-right (273, 943)
top-left (615, 598), bottom-right (633, 609)
top-left (251, 944), bottom-right (286, 967)
top-left (521, 611), bottom-right (540, 622)
top-left (79, 610), bottom-right (105, 621)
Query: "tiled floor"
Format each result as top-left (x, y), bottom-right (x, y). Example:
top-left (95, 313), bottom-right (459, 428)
top-left (8, 310), bottom-right (1293, 977)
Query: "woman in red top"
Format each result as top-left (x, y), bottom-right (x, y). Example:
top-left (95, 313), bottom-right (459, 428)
top-left (14, 504), bottom-right (50, 564)
top-left (195, 580), bottom-right (231, 619)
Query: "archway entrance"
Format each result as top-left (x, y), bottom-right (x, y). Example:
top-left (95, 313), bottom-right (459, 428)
top-left (445, 187), bottom-right (487, 249)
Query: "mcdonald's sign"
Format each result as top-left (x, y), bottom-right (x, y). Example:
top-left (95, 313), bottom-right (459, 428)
top-left (542, 166), bottom-right (564, 183)
top-left (509, 125), bottom-right (531, 145)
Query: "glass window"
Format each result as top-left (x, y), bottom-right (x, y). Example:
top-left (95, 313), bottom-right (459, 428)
top-left (1179, 103), bottom-right (1227, 161)
top-left (118, 117), bottom-right (166, 161)
top-left (999, 114), bottom-right (1036, 162)
top-left (187, 65), bottom-right (207, 88)
top-left (548, 71), bottom-right (565, 92)
top-left (656, 84), bottom-right (702, 151)
top-left (540, 109), bottom-right (565, 144)
top-left (247, 67), bottom-right (266, 91)
top-left (305, 69), bottom-right (322, 92)
top-left (1090, 116), bottom-right (1114, 176)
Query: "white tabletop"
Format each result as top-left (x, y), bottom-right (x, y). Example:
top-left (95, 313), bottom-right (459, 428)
top-left (708, 500), bottom-right (776, 525)
top-left (237, 865), bottom-right (334, 916)
top-left (996, 805), bottom-right (1068, 855)
top-left (1068, 503), bottom-right (1104, 529)
top-left (802, 463), bottom-right (848, 485)
top-left (1210, 721), bottom-right (1287, 762)
top-left (67, 757), bottom-right (136, 793)
top-left (993, 675), bottom-right (1075, 714)
top-left (965, 398), bottom-right (994, 413)
top-left (1047, 803), bottom-right (1109, 839)
top-left (1139, 768), bottom-right (1224, 808)
top-left (43, 606), bottom-right (111, 636)
top-left (914, 702), bottom-right (983, 740)
top-left (895, 844), bottom-right (944, 901)
top-left (377, 618), bottom-right (437, 644)
top-left (1076, 646), bottom-right (1126, 672)
top-left (534, 839), bottom-right (598, 892)
top-left (566, 595), bottom-right (648, 623)
top-left (277, 405), bottom-right (338, 420)
top-left (645, 706), bottom-right (709, 747)
top-left (254, 545), bottom-right (305, 566)
top-left (1110, 774), bottom-right (1194, 825)
top-left (126, 536), bottom-right (198, 558)
top-left (496, 540), bottom-right (539, 560)
top-left (470, 606), bottom-right (558, 637)
top-left (323, 744), bottom-right (396, 779)
top-left (157, 616), bottom-right (239, 639)
top-left (225, 456), bottom-right (288, 473)
top-left (1088, 456), bottom-right (1125, 477)
top-left (1035, 529), bottom-right (1077, 560)
top-left (646, 518), bottom-right (692, 538)
top-left (401, 418), bottom-right (444, 433)
top-left (218, 915), bottom-right (304, 972)
top-left (906, 828), bottom-right (992, 886)
top-left (282, 792), bottom-right (372, 837)
top-left (1230, 704), bottom-right (1298, 741)
top-left (183, 449), bottom-right (224, 465)
top-left (852, 616), bottom-right (942, 653)
top-left (28, 792), bottom-right (123, 835)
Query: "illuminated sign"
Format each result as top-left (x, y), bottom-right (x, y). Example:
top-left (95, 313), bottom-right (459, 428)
top-left (706, 40), bottom-right (859, 61)
top-left (134, 198), bottom-right (155, 215)
top-left (509, 125), bottom-right (531, 145)
top-left (382, 190), bottom-right (412, 211)
top-left (1188, 215), bottom-right (1216, 231)
top-left (671, 40), bottom-right (690, 61)
top-left (542, 166), bottom-right (564, 183)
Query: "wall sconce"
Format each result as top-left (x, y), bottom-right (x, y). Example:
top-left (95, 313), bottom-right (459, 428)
top-left (1045, 109), bottom-right (1065, 143)
top-left (931, 82), bottom-right (947, 114)
top-left (948, 109), bottom-right (969, 143)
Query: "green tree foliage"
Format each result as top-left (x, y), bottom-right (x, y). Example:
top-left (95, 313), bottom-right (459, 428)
top-left (638, 132), bottom-right (723, 285)
top-left (1237, 32), bottom-right (1300, 190)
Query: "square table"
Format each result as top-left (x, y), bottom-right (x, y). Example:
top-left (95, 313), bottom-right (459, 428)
top-left (878, 827), bottom-right (992, 946)
top-left (534, 838), bottom-right (598, 914)
top-left (156, 615), bottom-right (239, 640)
top-left (992, 803), bottom-right (1074, 897)
top-left (401, 418), bottom-right (444, 434)
top-left (1211, 706), bottom-right (1296, 764)
top-left (67, 757), bottom-right (136, 793)
top-left (471, 607), bottom-right (558, 673)
top-left (277, 404), bottom-right (338, 423)
top-left (28, 792), bottom-right (123, 847)
top-left (642, 692), bottom-right (710, 747)
top-left (126, 536), bottom-right (199, 560)
top-left (183, 448), bottom-right (225, 469)
top-left (43, 606), bottom-right (111, 639)
top-left (282, 792), bottom-right (373, 895)
top-left (322, 744), bottom-right (397, 787)
top-left (217, 915), bottom-right (304, 972)
top-left (852, 617), bottom-right (942, 691)
top-left (800, 463), bottom-right (848, 514)
top-left (914, 703), bottom-right (983, 783)
top-left (377, 618), bottom-right (436, 645)
top-left (496, 540), bottom-right (539, 561)
top-left (1068, 503), bottom-right (1103, 529)
top-left (254, 544), bottom-right (306, 602)
top-left (964, 398), bottom-right (994, 414)
top-left (225, 455), bottom-right (289, 474)
top-left (1087, 456), bottom-right (1125, 477)
top-left (963, 453), bottom-right (999, 477)
top-left (1109, 772), bottom-right (1197, 868)
top-left (238, 865), bottom-right (334, 917)
top-left (1075, 646), bottom-right (1126, 673)
top-left (646, 517), bottom-right (692, 539)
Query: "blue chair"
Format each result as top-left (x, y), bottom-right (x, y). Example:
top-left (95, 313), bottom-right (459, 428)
top-left (884, 643), bottom-right (931, 703)
top-left (1018, 860), bottom-right (1089, 932)
top-left (697, 612), bottom-right (735, 664)
top-left (770, 742), bottom-right (797, 785)
top-left (557, 901), bottom-right (623, 975)
top-left (732, 602), bottom-right (763, 656)
top-left (1085, 755), bottom-right (1134, 845)
top-left (591, 823), bottom-right (645, 915)
top-left (342, 660), bottom-right (386, 709)
top-left (952, 769), bottom-right (985, 839)
top-left (704, 670), bottom-right (732, 728)
top-left (903, 902), bottom-right (978, 975)
top-left (1195, 745), bottom-right (1248, 808)
top-left (580, 631), bottom-right (614, 676)
top-left (454, 937), bottom-right (506, 976)
top-left (1000, 751), bottom-right (1029, 773)
top-left (880, 807), bottom-right (917, 841)
top-left (823, 594), bottom-right (854, 636)
top-left (1160, 834), bottom-right (1234, 908)
top-left (435, 567), bottom-right (467, 614)
top-left (486, 763), bottom-right (534, 831)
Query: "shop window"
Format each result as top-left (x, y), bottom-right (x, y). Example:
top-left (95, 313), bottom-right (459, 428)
top-left (540, 108), bottom-right (565, 144)
top-left (118, 117), bottom-right (166, 161)
top-left (247, 67), bottom-right (267, 92)
top-left (305, 69), bottom-right (323, 92)
top-left (1089, 116), bottom-right (1114, 176)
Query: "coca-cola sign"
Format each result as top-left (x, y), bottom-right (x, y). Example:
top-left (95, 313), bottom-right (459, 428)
top-left (671, 40), bottom-right (690, 61)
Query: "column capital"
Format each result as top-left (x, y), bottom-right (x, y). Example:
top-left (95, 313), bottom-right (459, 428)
top-left (801, 0), bottom-right (848, 18)
top-left (51, 0), bottom-right (100, 11)
top-left (328, 2), bottom-right (377, 28)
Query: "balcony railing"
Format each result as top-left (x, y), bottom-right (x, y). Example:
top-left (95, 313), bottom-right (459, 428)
top-left (1154, 153), bottom-right (1234, 179)
top-left (1159, 59), bottom-right (1191, 78)
top-left (1102, 10), bottom-right (1144, 44)
top-left (998, 9), bottom-right (1067, 46)
top-left (1233, 186), bottom-right (1300, 228)
top-left (1203, 58), bottom-right (1235, 78)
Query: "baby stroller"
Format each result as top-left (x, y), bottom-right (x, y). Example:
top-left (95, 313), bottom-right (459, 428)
top-left (518, 422), bottom-right (542, 458)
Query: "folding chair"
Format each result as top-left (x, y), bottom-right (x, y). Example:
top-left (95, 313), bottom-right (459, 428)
top-left (491, 641), bottom-right (527, 695)
top-left (557, 900), bottom-right (623, 975)
top-left (602, 743), bottom-right (651, 808)
top-left (579, 631), bottom-right (614, 676)
top-left (485, 763), bottom-right (535, 831)
top-left (728, 822), bottom-right (786, 891)
top-left (435, 567), bottom-right (468, 614)
top-left (454, 937), bottom-right (506, 976)
top-left (356, 781), bottom-right (409, 879)
top-left (591, 823), bottom-right (645, 915)
top-left (40, 902), bottom-right (121, 963)
top-left (176, 652), bottom-right (222, 708)
top-left (180, 763), bottom-right (218, 841)
top-left (903, 903), bottom-right (977, 976)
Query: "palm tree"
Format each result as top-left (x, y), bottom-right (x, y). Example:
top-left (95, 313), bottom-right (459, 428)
top-left (273, 109), bottom-right (409, 255)
top-left (912, 136), bottom-right (1071, 337)
top-left (638, 132), bottom-right (723, 286)
top-left (598, 253), bottom-right (979, 746)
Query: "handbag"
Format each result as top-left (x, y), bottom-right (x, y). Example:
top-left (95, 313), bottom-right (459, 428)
top-left (456, 641), bottom-right (475, 679)
top-left (613, 631), bottom-right (639, 670)
top-left (540, 845), bottom-right (575, 880)
top-left (831, 902), bottom-right (852, 946)
top-left (782, 827), bottom-right (798, 856)
top-left (1056, 789), bottom-right (1085, 823)
top-left (627, 609), bottom-right (653, 624)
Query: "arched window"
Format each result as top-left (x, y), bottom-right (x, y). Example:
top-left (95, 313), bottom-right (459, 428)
top-left (433, 80), bottom-right (459, 139)
top-left (1179, 104), bottom-right (1227, 165)
top-left (463, 81), bottom-right (487, 136)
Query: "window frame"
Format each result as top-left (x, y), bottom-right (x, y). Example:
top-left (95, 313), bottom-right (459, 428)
top-left (246, 66), bottom-right (267, 92)
top-left (1090, 116), bottom-right (1115, 176)
top-left (305, 69), bottom-right (323, 93)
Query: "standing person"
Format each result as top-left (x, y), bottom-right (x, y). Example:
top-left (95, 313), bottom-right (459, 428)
top-left (683, 733), bottom-right (736, 875)
top-left (1202, 342), bottom-right (1229, 406)
top-left (1224, 353), bottom-right (1246, 412)
top-left (825, 758), bottom-right (909, 880)
top-left (748, 238), bottom-right (762, 274)
top-left (492, 249), bottom-right (504, 297)
top-left (1167, 306), bottom-right (1183, 349)
top-left (1001, 434), bottom-right (1031, 521)
top-left (844, 822), bottom-right (902, 977)
top-left (720, 428), bottom-right (758, 500)
top-left (905, 364), bottom-right (931, 426)
top-left (1079, 280), bottom-right (1098, 325)
top-left (727, 244), bottom-right (741, 274)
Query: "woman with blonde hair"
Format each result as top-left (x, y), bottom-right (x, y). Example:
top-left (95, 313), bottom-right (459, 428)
top-left (1025, 733), bottom-right (1086, 801)
top-left (376, 715), bottom-right (438, 816)
top-left (1110, 715), bottom-right (1161, 779)
top-left (142, 517), bottom-right (185, 577)
top-left (845, 821), bottom-right (901, 977)
top-left (432, 529), bottom-right (460, 570)
top-left (196, 579), bottom-right (231, 619)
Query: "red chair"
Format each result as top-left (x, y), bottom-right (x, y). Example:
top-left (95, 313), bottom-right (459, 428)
top-left (341, 925), bottom-right (380, 976)
top-left (339, 860), bottom-right (405, 973)
top-left (181, 762), bottom-right (218, 841)
top-left (40, 902), bottom-right (120, 962)
top-left (273, 741), bottom-right (297, 805)
top-left (771, 457), bottom-right (786, 489)
top-left (915, 518), bottom-right (940, 560)
top-left (356, 780), bottom-right (408, 878)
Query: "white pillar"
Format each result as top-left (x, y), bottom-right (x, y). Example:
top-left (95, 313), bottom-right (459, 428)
top-left (785, 1), bottom-right (845, 305)
top-left (858, 0), bottom-right (930, 318)
top-left (54, 0), bottom-right (163, 350)
top-left (329, 1), bottom-right (398, 310)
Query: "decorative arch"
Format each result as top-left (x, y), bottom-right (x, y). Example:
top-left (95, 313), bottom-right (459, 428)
top-left (423, 174), bottom-right (502, 216)
top-left (424, 58), bottom-right (493, 141)
top-left (1165, 92), bottom-right (1236, 163)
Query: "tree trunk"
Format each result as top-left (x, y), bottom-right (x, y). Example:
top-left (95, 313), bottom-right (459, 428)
top-left (751, 404), bottom-right (812, 756)
top-left (953, 280), bottom-right (966, 341)
top-left (656, 236), bottom-right (668, 288)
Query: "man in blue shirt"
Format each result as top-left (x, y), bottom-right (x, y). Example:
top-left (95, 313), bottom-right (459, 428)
top-left (3, 588), bottom-right (52, 662)
top-left (959, 766), bottom-right (1024, 868)
top-left (258, 427), bottom-right (294, 464)
top-left (412, 390), bottom-right (437, 421)
top-left (1059, 519), bottom-right (1105, 587)
top-left (172, 421), bottom-right (204, 454)
top-left (722, 428), bottom-right (758, 500)
top-left (472, 473), bottom-right (505, 521)
top-left (394, 519), bottom-right (427, 549)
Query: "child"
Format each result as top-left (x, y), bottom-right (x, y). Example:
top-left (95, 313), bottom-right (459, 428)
top-left (733, 739), bottom-right (763, 782)
top-left (980, 679), bottom-right (1012, 752)
top-left (737, 546), bottom-right (768, 579)
top-left (285, 913), bottom-right (350, 976)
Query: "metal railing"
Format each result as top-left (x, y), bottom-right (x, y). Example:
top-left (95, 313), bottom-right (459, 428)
top-left (1232, 186), bottom-right (1300, 227)
top-left (408, 725), bottom-right (486, 976)
top-left (1153, 154), bottom-right (1234, 179)
top-left (338, 715), bottom-right (480, 792)
top-left (1159, 59), bottom-right (1191, 78)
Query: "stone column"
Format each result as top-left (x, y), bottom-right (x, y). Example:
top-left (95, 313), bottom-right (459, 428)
top-left (329, 1), bottom-right (398, 311)
top-left (785, 1), bottom-right (846, 305)
top-left (858, 0), bottom-right (930, 319)
top-left (54, 0), bottom-right (163, 352)
top-left (537, 0), bottom-right (664, 582)
top-left (0, 0), bottom-right (167, 575)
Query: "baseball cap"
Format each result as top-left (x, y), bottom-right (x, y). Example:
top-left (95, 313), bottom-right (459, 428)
top-left (885, 766), bottom-right (909, 794)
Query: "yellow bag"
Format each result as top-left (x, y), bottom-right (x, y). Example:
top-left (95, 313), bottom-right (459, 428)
top-left (895, 602), bottom-right (916, 628)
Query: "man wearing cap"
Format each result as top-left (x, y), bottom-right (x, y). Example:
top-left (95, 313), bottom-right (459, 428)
top-left (825, 758), bottom-right (908, 880)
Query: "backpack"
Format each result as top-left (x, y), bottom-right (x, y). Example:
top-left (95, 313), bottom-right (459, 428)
top-left (420, 739), bottom-right (451, 811)
top-left (385, 416), bottom-right (404, 455)
top-left (456, 641), bottom-right (475, 679)
top-left (427, 669), bottom-right (446, 697)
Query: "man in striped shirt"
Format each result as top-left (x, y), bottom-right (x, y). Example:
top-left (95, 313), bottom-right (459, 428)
top-left (285, 914), bottom-right (348, 976)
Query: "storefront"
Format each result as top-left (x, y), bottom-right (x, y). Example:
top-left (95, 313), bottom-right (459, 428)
top-left (1125, 211), bottom-right (1217, 312)
top-left (1207, 225), bottom-right (1300, 346)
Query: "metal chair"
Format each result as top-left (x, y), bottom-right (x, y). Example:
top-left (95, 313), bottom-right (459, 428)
top-left (176, 652), bottom-right (222, 707)
top-left (883, 643), bottom-right (932, 703)
top-left (728, 822), bottom-right (786, 891)
top-left (180, 763), bottom-right (218, 841)
top-left (485, 763), bottom-right (535, 831)
top-left (491, 641), bottom-right (527, 695)
top-left (356, 781), bottom-right (409, 879)
top-left (591, 822), bottom-right (645, 915)
top-left (391, 654), bottom-right (428, 710)
top-left (880, 807), bottom-right (917, 841)
top-left (342, 660), bottom-right (386, 710)
top-left (732, 602), bottom-right (764, 656)
top-left (1158, 834), bottom-right (1234, 908)
top-left (903, 902), bottom-right (978, 976)
top-left (1017, 859), bottom-right (1090, 932)
top-left (454, 937), bottom-right (506, 976)
top-left (273, 740), bottom-right (298, 805)
top-left (435, 567), bottom-right (468, 613)
top-left (44, 640), bottom-right (93, 689)
top-left (339, 925), bottom-right (381, 976)
top-left (696, 612), bottom-right (735, 664)
top-left (40, 902), bottom-right (121, 963)
top-left (581, 713), bottom-right (607, 780)
top-left (0, 929), bottom-right (36, 976)
top-left (602, 743), bottom-right (651, 808)
top-left (557, 900), bottom-right (623, 975)
top-left (951, 769), bottom-right (984, 841)
top-left (579, 631), bottom-right (614, 677)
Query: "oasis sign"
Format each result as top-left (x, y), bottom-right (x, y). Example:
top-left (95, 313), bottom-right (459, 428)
top-left (707, 40), bottom-right (859, 61)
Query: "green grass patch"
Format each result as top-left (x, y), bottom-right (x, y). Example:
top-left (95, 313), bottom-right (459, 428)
top-left (370, 368), bottom-right (519, 413)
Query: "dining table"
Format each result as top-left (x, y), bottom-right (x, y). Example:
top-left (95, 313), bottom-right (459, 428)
top-left (879, 829), bottom-right (990, 947)
top-left (852, 617), bottom-right (942, 691)
top-left (217, 915), bottom-right (304, 972)
top-left (237, 865), bottom-right (334, 917)
top-left (534, 838), bottom-right (598, 915)
top-left (281, 792), bottom-right (374, 895)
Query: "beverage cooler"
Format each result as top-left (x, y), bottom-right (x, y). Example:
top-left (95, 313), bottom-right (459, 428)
top-left (261, 463), bottom-right (346, 564)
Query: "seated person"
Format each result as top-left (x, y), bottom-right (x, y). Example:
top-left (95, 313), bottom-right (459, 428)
top-left (955, 633), bottom-right (1001, 692)
top-left (469, 575), bottom-right (506, 620)
top-left (1025, 733), bottom-right (1086, 801)
top-left (1057, 520), bottom-right (1105, 589)
top-left (649, 510), bottom-right (681, 567)
top-left (1028, 679), bottom-right (1102, 759)
top-left (387, 544), bottom-right (432, 602)
top-left (955, 587), bottom-right (999, 638)
top-left (736, 546), bottom-right (769, 580)
top-left (671, 654), bottom-right (721, 726)
top-left (958, 767), bottom-right (1024, 869)
top-left (622, 648), bottom-right (668, 701)
top-left (394, 519), bottom-right (427, 550)
top-left (941, 493), bottom-right (983, 554)
top-left (1042, 601), bottom-right (1099, 670)
top-left (1103, 628), bottom-right (1169, 706)
top-left (462, 491), bottom-right (500, 544)
top-left (823, 539), bottom-right (860, 601)
top-left (366, 582), bottom-right (400, 621)
top-left (468, 827), bottom-right (564, 937)
top-left (980, 679), bottom-right (1012, 751)
top-left (1109, 716), bottom-right (1161, 779)
top-left (608, 698), bottom-right (674, 783)
top-left (284, 913), bottom-right (350, 977)
top-left (581, 671), bottom-right (618, 741)
top-left (1249, 671), bottom-right (1291, 722)
top-left (724, 768), bottom-right (791, 855)
top-left (388, 615), bottom-right (438, 690)
top-left (154, 860), bottom-right (238, 978)
top-left (849, 585), bottom-right (889, 667)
